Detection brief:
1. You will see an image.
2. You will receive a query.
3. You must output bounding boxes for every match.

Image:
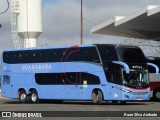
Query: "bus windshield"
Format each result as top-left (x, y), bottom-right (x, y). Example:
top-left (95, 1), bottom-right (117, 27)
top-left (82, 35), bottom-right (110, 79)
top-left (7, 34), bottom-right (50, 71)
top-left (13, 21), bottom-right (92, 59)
top-left (117, 47), bottom-right (146, 63)
top-left (123, 70), bottom-right (149, 88)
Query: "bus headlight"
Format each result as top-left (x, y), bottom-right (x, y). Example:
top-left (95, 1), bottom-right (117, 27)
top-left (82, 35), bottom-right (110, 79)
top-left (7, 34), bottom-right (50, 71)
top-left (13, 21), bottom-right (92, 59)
top-left (120, 88), bottom-right (131, 93)
top-left (116, 87), bottom-right (132, 93)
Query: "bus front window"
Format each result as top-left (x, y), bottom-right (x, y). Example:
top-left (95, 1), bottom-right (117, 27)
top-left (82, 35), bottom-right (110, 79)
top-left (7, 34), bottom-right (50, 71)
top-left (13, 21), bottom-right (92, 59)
top-left (123, 70), bottom-right (149, 88)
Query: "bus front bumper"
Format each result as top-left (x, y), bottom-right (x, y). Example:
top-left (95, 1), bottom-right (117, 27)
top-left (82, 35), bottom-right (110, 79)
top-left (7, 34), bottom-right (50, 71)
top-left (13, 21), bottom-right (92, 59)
top-left (121, 92), bottom-right (151, 101)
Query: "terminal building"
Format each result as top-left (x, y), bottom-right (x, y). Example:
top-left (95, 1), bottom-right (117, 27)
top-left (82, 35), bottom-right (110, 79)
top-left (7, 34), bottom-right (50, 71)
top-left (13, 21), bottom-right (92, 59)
top-left (91, 5), bottom-right (160, 41)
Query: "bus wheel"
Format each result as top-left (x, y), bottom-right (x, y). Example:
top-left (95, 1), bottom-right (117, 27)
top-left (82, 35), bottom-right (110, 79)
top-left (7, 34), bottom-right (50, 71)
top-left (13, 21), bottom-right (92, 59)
top-left (30, 90), bottom-right (39, 103)
top-left (92, 90), bottom-right (103, 104)
top-left (92, 91), bottom-right (97, 104)
top-left (153, 89), bottom-right (160, 101)
top-left (19, 90), bottom-right (27, 103)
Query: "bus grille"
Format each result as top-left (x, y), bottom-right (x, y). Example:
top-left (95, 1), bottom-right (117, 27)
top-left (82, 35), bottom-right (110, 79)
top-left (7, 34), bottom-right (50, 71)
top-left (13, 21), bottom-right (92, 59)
top-left (130, 92), bottom-right (148, 95)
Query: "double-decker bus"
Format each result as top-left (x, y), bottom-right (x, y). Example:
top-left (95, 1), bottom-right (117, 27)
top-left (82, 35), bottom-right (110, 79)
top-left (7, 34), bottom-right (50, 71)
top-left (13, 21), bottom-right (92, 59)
top-left (146, 56), bottom-right (160, 101)
top-left (1, 44), bottom-right (158, 104)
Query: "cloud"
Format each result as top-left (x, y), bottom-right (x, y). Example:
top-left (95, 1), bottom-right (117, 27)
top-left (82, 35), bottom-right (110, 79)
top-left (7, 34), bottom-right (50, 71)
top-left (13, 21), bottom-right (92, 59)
top-left (38, 0), bottom-right (160, 56)
top-left (39, 0), bottom-right (147, 46)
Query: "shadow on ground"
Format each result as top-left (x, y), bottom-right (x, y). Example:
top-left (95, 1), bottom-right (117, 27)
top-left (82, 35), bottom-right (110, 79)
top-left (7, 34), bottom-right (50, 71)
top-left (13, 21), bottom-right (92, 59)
top-left (2, 99), bottom-right (153, 106)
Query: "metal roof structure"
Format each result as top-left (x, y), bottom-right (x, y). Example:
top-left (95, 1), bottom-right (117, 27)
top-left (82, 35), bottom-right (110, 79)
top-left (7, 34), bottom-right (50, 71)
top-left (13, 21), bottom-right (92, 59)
top-left (91, 5), bottom-right (160, 41)
top-left (146, 56), bottom-right (160, 60)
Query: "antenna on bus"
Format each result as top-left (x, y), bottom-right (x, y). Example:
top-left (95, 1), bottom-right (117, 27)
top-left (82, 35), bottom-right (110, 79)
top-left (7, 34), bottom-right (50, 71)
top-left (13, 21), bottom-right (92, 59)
top-left (80, 0), bottom-right (83, 44)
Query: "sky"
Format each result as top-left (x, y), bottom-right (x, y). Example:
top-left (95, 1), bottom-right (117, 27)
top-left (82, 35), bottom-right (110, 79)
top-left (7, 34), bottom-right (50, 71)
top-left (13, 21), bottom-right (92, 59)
top-left (42, 0), bottom-right (59, 4)
top-left (0, 0), bottom-right (160, 55)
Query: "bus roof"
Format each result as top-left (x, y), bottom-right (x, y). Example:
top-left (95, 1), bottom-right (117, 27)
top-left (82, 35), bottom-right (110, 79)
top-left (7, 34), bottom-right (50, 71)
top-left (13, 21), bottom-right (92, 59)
top-left (2, 44), bottom-right (94, 52)
top-left (2, 44), bottom-right (140, 52)
top-left (95, 44), bottom-right (139, 48)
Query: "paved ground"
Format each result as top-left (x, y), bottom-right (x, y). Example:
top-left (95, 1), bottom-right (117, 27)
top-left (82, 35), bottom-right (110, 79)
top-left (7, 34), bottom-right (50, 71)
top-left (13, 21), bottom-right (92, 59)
top-left (0, 97), bottom-right (160, 120)
top-left (0, 95), bottom-right (8, 100)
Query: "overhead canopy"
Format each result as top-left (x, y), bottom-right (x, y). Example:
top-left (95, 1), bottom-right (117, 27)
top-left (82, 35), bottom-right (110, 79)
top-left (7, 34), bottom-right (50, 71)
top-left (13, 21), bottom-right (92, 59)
top-left (91, 5), bottom-right (160, 41)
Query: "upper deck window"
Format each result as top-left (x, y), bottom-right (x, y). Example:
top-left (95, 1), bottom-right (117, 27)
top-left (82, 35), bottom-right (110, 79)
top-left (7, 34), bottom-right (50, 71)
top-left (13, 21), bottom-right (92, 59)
top-left (96, 45), bottom-right (118, 61)
top-left (117, 47), bottom-right (146, 63)
top-left (3, 47), bottom-right (100, 64)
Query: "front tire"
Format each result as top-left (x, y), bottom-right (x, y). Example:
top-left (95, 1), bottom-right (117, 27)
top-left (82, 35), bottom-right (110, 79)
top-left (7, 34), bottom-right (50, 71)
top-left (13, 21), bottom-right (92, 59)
top-left (92, 91), bottom-right (97, 104)
top-left (30, 90), bottom-right (39, 103)
top-left (92, 90), bottom-right (103, 104)
top-left (19, 90), bottom-right (27, 103)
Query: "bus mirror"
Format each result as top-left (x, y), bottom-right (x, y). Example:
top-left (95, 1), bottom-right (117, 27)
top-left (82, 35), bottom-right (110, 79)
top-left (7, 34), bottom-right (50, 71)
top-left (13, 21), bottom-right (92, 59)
top-left (112, 61), bottom-right (130, 74)
top-left (147, 63), bottom-right (159, 74)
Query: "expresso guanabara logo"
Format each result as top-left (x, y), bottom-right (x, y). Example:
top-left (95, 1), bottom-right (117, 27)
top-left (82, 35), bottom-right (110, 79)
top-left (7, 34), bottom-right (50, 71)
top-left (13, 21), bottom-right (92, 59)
top-left (22, 64), bottom-right (52, 71)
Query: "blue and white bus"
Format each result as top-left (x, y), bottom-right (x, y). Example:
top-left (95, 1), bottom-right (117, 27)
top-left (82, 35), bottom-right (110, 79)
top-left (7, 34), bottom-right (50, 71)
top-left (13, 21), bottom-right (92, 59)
top-left (1, 44), bottom-right (159, 104)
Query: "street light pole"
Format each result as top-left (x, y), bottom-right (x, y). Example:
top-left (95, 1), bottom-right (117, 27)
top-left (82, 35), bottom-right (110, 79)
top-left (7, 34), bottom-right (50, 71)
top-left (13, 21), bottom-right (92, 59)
top-left (80, 0), bottom-right (83, 44)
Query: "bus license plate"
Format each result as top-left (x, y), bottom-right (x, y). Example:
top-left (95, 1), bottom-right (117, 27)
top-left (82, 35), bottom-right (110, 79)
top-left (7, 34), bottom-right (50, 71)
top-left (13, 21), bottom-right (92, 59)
top-left (136, 98), bottom-right (142, 100)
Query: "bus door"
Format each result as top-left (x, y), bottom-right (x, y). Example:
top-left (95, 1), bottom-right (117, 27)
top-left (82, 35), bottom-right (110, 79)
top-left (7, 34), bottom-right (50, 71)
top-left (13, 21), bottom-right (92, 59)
top-left (105, 70), bottom-right (123, 100)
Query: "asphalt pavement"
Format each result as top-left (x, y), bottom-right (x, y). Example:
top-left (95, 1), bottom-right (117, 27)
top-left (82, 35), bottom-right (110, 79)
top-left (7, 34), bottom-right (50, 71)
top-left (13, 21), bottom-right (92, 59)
top-left (0, 98), bottom-right (160, 120)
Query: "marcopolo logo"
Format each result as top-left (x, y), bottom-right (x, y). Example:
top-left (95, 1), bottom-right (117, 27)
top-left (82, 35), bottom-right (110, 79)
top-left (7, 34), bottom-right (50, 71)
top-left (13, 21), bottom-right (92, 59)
top-left (22, 64), bottom-right (52, 72)
top-left (132, 65), bottom-right (143, 69)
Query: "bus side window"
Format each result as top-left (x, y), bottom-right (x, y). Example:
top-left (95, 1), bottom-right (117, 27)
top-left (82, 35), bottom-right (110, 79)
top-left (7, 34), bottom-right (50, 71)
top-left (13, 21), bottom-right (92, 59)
top-left (112, 72), bottom-right (121, 84)
top-left (97, 45), bottom-right (118, 61)
top-left (106, 71), bottom-right (122, 85)
top-left (66, 47), bottom-right (100, 63)
top-left (3, 47), bottom-right (100, 64)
